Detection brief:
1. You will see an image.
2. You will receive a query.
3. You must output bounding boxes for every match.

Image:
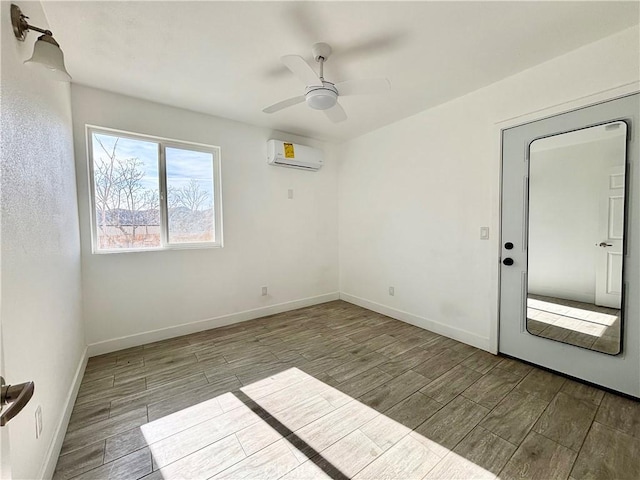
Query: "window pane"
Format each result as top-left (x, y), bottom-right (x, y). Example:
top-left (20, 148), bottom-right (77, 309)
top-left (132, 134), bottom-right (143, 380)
top-left (166, 147), bottom-right (215, 244)
top-left (92, 133), bottom-right (160, 250)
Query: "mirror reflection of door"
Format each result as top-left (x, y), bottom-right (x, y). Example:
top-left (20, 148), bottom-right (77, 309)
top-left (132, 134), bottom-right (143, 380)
top-left (526, 122), bottom-right (626, 355)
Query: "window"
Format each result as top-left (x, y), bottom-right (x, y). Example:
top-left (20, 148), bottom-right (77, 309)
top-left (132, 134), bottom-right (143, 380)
top-left (87, 126), bottom-right (222, 253)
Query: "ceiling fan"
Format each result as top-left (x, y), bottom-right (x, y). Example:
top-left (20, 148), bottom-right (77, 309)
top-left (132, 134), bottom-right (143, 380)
top-left (262, 43), bottom-right (390, 123)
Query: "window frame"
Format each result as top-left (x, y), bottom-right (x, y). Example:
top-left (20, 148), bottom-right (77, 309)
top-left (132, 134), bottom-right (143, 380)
top-left (86, 125), bottom-right (223, 254)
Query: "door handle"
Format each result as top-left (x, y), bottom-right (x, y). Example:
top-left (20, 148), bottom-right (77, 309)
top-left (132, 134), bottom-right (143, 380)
top-left (1, 377), bottom-right (35, 427)
top-left (597, 242), bottom-right (613, 247)
top-left (503, 257), bottom-right (514, 266)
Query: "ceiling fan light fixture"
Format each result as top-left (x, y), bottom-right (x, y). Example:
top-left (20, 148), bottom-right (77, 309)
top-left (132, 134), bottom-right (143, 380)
top-left (305, 88), bottom-right (338, 111)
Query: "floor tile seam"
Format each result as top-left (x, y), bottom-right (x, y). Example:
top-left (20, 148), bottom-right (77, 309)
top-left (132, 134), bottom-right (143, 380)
top-left (326, 362), bottom-right (384, 385)
top-left (74, 383), bottom-right (146, 409)
top-left (217, 430), bottom-right (306, 476)
top-left (270, 401), bottom-right (341, 433)
top-left (459, 377), bottom-right (520, 410)
top-left (101, 438), bottom-right (106, 468)
top-left (143, 399), bottom-right (265, 446)
top-left (58, 436), bottom-right (127, 466)
top-left (321, 427), bottom-right (391, 479)
top-left (482, 406), bottom-right (544, 449)
top-left (222, 351), bottom-right (278, 365)
top-left (334, 369), bottom-right (395, 398)
top-left (359, 382), bottom-right (433, 417)
top-left (411, 409), bottom-right (490, 466)
top-left (65, 410), bottom-right (113, 434)
top-left (376, 363), bottom-right (415, 378)
top-left (320, 395), bottom-right (359, 412)
top-left (251, 391), bottom-right (344, 424)
top-left (543, 392), bottom-right (600, 450)
top-left (110, 363), bottom-right (204, 389)
top-left (532, 422), bottom-right (585, 456)
top-left (89, 400), bottom-right (247, 465)
top-left (154, 427), bottom-right (261, 473)
top-left (203, 373), bottom-right (241, 387)
top-left (416, 420), bottom-right (510, 480)
top-left (143, 353), bottom-right (201, 370)
top-left (233, 432), bottom-right (249, 457)
top-left (78, 374), bottom-right (116, 392)
top-left (63, 405), bottom-right (148, 442)
top-left (385, 392), bottom-right (446, 431)
top-left (411, 356), bottom-right (465, 379)
top-left (109, 371), bottom-right (210, 407)
top-left (478, 360), bottom-right (502, 377)
top-left (64, 449), bottom-right (151, 480)
top-left (472, 424), bottom-right (520, 450)
top-left (591, 393), bottom-right (608, 429)
top-left (290, 419), bottom-right (380, 469)
top-left (360, 423), bottom-right (413, 457)
top-left (590, 418), bottom-right (640, 440)
top-left (80, 370), bottom-right (119, 385)
top-left (567, 420), bottom-right (598, 479)
top-left (55, 437), bottom-right (108, 471)
top-left (496, 430), bottom-right (579, 480)
top-left (238, 375), bottom-right (311, 402)
top-left (491, 363), bottom-right (528, 379)
top-left (415, 451), bottom-right (454, 480)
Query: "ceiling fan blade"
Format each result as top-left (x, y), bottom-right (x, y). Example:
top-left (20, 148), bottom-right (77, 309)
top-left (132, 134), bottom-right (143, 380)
top-left (324, 102), bottom-right (347, 123)
top-left (263, 96), bottom-right (305, 114)
top-left (335, 78), bottom-right (391, 96)
top-left (281, 55), bottom-right (323, 87)
top-left (333, 33), bottom-right (406, 62)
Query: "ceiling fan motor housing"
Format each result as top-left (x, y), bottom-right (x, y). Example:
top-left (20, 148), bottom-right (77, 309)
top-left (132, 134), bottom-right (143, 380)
top-left (305, 82), bottom-right (338, 110)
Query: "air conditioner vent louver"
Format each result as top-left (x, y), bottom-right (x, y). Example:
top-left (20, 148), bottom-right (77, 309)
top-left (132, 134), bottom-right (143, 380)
top-left (267, 140), bottom-right (323, 171)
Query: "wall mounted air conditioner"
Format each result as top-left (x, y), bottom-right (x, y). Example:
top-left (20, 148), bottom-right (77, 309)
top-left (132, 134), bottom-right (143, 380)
top-left (267, 140), bottom-right (323, 171)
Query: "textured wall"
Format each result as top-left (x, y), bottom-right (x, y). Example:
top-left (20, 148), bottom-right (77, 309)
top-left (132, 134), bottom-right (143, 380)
top-left (0, 2), bottom-right (85, 478)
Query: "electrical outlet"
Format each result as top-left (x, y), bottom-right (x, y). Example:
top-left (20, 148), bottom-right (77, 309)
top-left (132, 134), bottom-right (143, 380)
top-left (389, 286), bottom-right (395, 296)
top-left (35, 405), bottom-right (43, 439)
top-left (480, 227), bottom-right (490, 240)
top-left (287, 189), bottom-right (294, 199)
top-left (261, 286), bottom-right (268, 296)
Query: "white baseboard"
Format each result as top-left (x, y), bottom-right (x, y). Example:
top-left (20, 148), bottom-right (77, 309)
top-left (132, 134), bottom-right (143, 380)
top-left (38, 347), bottom-right (88, 480)
top-left (87, 292), bottom-right (340, 357)
top-left (340, 293), bottom-right (491, 352)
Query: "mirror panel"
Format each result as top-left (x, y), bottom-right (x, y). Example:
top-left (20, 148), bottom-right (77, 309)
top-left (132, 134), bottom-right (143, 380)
top-left (526, 121), bottom-right (627, 355)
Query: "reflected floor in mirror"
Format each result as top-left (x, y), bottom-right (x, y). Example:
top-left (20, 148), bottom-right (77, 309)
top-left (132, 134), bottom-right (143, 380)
top-left (527, 294), bottom-right (621, 355)
top-left (54, 301), bottom-right (640, 480)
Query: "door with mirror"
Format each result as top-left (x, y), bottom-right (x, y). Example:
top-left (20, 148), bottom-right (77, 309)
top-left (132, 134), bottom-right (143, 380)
top-left (499, 93), bottom-right (639, 397)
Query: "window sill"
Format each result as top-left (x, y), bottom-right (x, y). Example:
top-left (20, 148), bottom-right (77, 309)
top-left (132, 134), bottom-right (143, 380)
top-left (91, 243), bottom-right (223, 255)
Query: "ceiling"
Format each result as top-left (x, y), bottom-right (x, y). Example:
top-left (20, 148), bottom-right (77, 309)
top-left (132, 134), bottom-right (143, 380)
top-left (42, 1), bottom-right (639, 142)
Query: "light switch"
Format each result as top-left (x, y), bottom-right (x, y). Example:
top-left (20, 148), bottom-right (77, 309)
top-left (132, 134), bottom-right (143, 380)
top-left (480, 227), bottom-right (490, 240)
top-left (287, 189), bottom-right (294, 199)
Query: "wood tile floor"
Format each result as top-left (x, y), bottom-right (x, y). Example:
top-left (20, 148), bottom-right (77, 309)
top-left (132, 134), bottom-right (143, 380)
top-left (527, 294), bottom-right (621, 354)
top-left (54, 300), bottom-right (640, 480)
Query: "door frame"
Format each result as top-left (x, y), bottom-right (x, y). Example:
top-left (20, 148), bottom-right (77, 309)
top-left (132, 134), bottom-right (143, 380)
top-left (489, 83), bottom-right (640, 355)
top-left (497, 92), bottom-right (639, 396)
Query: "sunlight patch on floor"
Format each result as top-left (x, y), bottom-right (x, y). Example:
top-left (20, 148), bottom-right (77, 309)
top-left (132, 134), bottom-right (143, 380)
top-left (140, 367), bottom-right (496, 479)
top-left (527, 298), bottom-right (618, 326)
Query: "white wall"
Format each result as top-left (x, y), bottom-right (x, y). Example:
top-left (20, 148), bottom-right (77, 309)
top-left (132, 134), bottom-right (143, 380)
top-left (70, 86), bottom-right (339, 351)
top-left (338, 26), bottom-right (640, 351)
top-left (0, 2), bottom-right (85, 479)
top-left (528, 137), bottom-right (625, 303)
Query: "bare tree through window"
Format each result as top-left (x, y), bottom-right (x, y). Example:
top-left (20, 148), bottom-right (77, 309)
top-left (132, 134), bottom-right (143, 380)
top-left (89, 130), bottom-right (218, 251)
top-left (92, 134), bottom-right (160, 249)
